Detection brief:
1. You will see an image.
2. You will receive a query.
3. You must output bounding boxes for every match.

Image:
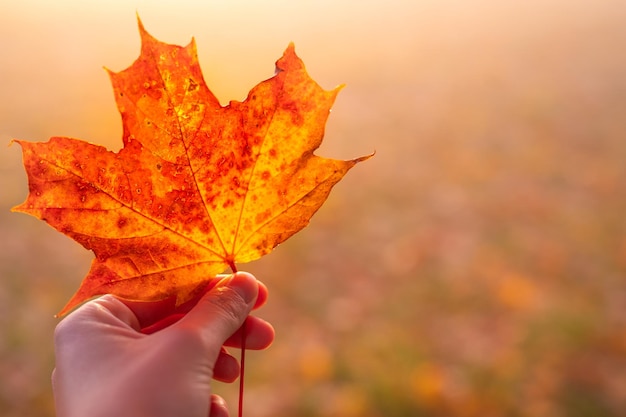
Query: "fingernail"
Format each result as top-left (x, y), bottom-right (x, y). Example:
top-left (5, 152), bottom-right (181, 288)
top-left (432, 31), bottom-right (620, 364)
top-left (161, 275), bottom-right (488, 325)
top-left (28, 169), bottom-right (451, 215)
top-left (215, 275), bottom-right (233, 288)
top-left (223, 273), bottom-right (257, 304)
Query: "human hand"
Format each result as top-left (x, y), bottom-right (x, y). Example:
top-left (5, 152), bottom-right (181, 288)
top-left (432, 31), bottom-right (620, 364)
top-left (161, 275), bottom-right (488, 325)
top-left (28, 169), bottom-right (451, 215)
top-left (52, 272), bottom-right (274, 417)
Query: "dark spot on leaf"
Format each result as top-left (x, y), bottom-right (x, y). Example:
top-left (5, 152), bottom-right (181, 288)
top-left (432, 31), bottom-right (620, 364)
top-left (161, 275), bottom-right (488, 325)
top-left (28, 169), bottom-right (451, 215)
top-left (187, 78), bottom-right (198, 92)
top-left (255, 210), bottom-right (271, 223)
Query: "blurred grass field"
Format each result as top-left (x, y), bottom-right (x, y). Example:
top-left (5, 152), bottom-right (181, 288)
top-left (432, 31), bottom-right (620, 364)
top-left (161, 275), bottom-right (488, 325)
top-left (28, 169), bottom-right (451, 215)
top-left (1, 1), bottom-right (626, 416)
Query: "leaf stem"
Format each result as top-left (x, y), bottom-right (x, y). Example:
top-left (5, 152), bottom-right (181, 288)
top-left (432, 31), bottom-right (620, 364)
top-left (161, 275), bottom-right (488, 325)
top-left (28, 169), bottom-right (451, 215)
top-left (228, 261), bottom-right (246, 417)
top-left (239, 319), bottom-right (247, 417)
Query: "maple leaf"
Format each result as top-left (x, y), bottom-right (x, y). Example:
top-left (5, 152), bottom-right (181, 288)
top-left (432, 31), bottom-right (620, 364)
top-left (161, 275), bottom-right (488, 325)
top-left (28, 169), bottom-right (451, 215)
top-left (13, 20), bottom-right (371, 317)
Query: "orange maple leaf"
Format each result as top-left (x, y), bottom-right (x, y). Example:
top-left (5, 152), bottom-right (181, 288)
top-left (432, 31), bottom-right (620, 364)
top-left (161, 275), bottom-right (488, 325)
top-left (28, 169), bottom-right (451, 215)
top-left (13, 20), bottom-right (371, 317)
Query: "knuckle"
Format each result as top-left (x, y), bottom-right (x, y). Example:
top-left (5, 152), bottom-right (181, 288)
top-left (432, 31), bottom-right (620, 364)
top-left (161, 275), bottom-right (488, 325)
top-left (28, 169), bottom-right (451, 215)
top-left (53, 318), bottom-right (72, 345)
top-left (209, 287), bottom-right (247, 324)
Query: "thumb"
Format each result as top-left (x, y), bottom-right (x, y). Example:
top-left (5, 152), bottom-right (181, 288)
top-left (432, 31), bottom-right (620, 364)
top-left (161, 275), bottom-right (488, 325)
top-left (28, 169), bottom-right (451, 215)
top-left (175, 272), bottom-right (259, 344)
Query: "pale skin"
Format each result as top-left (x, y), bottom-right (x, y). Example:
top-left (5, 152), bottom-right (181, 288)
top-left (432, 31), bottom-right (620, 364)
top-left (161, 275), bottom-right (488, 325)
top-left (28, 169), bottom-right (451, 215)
top-left (52, 272), bottom-right (275, 417)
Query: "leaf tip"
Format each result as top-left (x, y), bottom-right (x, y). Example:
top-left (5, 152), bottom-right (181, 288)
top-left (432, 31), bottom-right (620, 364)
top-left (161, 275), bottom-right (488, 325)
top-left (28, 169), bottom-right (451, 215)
top-left (276, 42), bottom-right (304, 73)
top-left (357, 151), bottom-right (376, 163)
top-left (136, 13), bottom-right (157, 48)
top-left (283, 42), bottom-right (297, 61)
top-left (8, 138), bottom-right (24, 148)
top-left (136, 11), bottom-right (145, 34)
top-left (56, 295), bottom-right (85, 318)
top-left (331, 83), bottom-right (346, 96)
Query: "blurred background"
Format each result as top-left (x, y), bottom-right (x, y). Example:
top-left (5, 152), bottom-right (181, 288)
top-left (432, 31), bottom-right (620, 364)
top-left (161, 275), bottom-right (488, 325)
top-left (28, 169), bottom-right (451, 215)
top-left (2, 0), bottom-right (626, 416)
